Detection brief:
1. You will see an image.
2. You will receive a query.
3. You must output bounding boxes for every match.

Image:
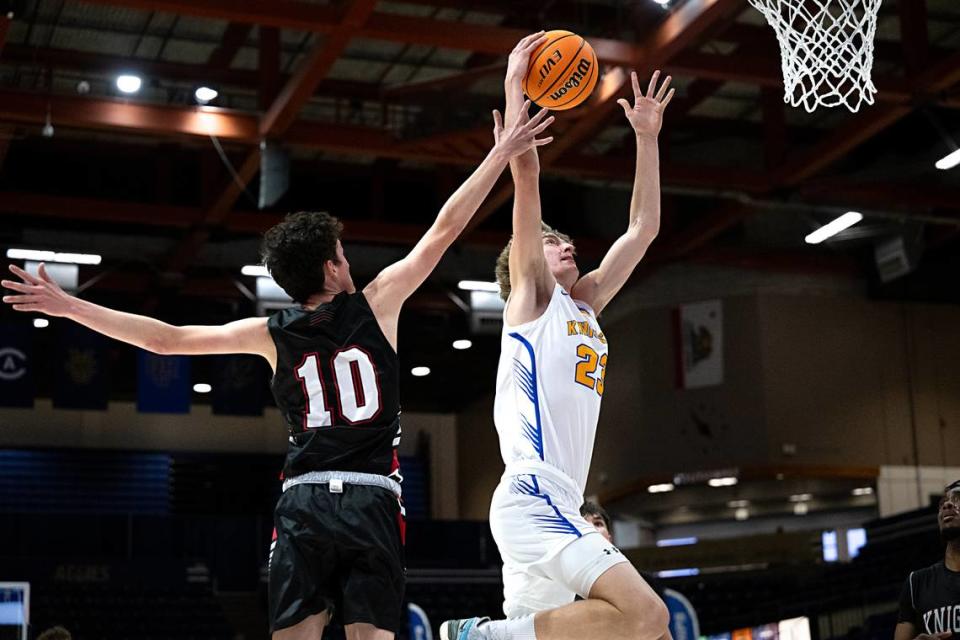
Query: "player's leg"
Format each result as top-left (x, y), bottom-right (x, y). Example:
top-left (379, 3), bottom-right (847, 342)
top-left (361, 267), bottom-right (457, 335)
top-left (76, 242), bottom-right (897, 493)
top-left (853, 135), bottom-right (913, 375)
top-left (442, 475), bottom-right (669, 640)
top-left (532, 560), bottom-right (668, 640)
top-left (269, 486), bottom-right (340, 638)
top-left (345, 622), bottom-right (395, 640)
top-left (339, 486), bottom-right (406, 640)
top-left (273, 610), bottom-right (330, 640)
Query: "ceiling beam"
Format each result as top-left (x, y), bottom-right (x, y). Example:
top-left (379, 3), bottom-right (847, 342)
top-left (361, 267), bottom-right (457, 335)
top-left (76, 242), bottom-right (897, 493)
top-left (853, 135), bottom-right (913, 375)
top-left (0, 191), bottom-right (519, 247)
top-left (0, 13), bottom-right (11, 58)
top-left (0, 90), bottom-right (773, 192)
top-left (208, 22), bottom-right (253, 69)
top-left (1, 45), bottom-right (382, 100)
top-left (159, 0), bottom-right (380, 284)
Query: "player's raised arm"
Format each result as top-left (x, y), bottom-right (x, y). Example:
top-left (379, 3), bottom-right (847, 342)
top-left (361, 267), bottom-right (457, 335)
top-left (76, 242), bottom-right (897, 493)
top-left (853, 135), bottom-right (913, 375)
top-left (504, 32), bottom-right (547, 174)
top-left (2, 263), bottom-right (276, 367)
top-left (501, 35), bottom-right (558, 326)
top-left (571, 70), bottom-right (674, 315)
top-left (364, 104), bottom-right (553, 337)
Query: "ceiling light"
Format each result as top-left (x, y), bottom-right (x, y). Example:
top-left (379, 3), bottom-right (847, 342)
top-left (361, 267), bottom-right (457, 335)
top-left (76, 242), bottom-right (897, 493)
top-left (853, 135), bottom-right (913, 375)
top-left (33, 318), bottom-right (49, 329)
top-left (794, 502), bottom-right (809, 515)
top-left (657, 568), bottom-right (700, 578)
top-left (647, 483), bottom-right (675, 493)
top-left (708, 476), bottom-right (738, 487)
top-left (852, 487), bottom-right (874, 496)
top-left (935, 148), bottom-right (960, 170)
top-left (804, 211), bottom-right (863, 244)
top-left (727, 499), bottom-right (750, 508)
top-left (789, 493), bottom-right (812, 502)
top-left (452, 339), bottom-right (473, 350)
top-left (411, 366), bottom-right (431, 377)
top-left (193, 383), bottom-right (212, 393)
top-left (194, 86), bottom-right (219, 104)
top-left (116, 74), bottom-right (142, 94)
top-left (241, 265), bottom-right (270, 277)
top-left (734, 507), bottom-right (749, 521)
top-left (457, 280), bottom-right (499, 292)
top-left (7, 248), bottom-right (101, 265)
top-left (656, 537), bottom-right (697, 547)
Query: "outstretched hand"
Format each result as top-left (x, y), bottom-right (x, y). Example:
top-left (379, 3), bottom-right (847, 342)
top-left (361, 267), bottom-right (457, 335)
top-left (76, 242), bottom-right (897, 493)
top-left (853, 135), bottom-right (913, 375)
top-left (506, 31), bottom-right (548, 83)
top-left (2, 263), bottom-right (74, 316)
top-left (492, 100), bottom-right (554, 158)
top-left (618, 70), bottom-right (675, 138)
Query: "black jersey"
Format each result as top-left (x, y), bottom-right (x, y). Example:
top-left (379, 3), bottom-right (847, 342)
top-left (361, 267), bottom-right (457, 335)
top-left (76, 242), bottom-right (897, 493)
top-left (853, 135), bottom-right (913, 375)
top-left (898, 561), bottom-right (960, 633)
top-left (268, 292), bottom-right (401, 482)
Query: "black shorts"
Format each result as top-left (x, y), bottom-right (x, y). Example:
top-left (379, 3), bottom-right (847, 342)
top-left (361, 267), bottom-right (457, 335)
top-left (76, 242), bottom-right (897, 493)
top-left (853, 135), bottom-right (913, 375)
top-left (268, 482), bottom-right (406, 633)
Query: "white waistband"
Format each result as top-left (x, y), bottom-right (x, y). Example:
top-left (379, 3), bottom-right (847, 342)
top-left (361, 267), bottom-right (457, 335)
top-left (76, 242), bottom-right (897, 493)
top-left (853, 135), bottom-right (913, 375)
top-left (282, 470), bottom-right (402, 498)
top-left (503, 461), bottom-right (582, 498)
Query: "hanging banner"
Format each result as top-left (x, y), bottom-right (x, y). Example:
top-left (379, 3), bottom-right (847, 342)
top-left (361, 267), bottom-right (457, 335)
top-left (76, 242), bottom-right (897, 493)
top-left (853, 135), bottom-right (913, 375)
top-left (675, 300), bottom-right (723, 389)
top-left (53, 325), bottom-right (109, 410)
top-left (0, 325), bottom-right (33, 408)
top-left (137, 351), bottom-right (191, 414)
top-left (212, 355), bottom-right (266, 416)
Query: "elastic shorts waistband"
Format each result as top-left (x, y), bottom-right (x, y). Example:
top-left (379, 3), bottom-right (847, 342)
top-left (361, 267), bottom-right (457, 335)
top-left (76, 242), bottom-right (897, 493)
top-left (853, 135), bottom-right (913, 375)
top-left (282, 470), bottom-right (402, 498)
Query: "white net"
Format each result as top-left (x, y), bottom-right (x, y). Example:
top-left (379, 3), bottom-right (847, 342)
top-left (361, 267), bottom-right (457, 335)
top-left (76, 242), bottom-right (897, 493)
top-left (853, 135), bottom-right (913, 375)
top-left (747, 0), bottom-right (883, 112)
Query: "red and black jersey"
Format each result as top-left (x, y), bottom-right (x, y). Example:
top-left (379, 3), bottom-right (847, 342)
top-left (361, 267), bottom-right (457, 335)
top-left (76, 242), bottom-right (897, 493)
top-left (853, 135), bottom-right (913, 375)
top-left (267, 292), bottom-right (401, 482)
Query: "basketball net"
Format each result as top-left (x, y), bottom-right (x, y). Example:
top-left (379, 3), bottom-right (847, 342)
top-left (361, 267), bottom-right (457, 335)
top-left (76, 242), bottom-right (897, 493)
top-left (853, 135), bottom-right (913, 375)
top-left (748, 0), bottom-right (882, 112)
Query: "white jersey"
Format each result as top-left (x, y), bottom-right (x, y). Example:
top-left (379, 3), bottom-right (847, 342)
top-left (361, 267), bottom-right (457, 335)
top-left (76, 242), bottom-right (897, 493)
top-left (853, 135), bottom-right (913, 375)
top-left (494, 283), bottom-right (608, 495)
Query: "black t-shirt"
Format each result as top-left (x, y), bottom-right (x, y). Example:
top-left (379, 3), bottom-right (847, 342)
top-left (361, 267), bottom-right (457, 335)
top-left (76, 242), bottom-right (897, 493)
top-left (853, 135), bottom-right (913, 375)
top-left (898, 561), bottom-right (960, 633)
top-left (268, 292), bottom-right (402, 481)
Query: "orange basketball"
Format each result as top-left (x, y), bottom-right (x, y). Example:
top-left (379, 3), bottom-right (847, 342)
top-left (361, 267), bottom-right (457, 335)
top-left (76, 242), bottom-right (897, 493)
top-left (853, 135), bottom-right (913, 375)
top-left (523, 30), bottom-right (599, 110)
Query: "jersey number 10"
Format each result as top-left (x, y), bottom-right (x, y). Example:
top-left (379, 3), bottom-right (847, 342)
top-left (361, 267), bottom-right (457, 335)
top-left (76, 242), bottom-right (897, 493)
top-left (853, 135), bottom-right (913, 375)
top-left (295, 347), bottom-right (382, 427)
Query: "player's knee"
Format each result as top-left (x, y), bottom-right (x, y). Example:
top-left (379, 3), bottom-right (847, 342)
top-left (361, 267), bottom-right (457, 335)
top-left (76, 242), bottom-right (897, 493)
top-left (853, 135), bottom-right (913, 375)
top-left (624, 596), bottom-right (669, 640)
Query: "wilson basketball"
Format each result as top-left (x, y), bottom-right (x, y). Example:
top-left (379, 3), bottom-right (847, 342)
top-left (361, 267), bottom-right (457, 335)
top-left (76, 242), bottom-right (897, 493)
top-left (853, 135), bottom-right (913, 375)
top-left (523, 30), bottom-right (599, 110)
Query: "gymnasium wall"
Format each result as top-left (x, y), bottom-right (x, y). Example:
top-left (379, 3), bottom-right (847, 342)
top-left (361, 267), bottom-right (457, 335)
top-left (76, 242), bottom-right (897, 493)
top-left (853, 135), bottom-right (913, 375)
top-left (0, 401), bottom-right (460, 519)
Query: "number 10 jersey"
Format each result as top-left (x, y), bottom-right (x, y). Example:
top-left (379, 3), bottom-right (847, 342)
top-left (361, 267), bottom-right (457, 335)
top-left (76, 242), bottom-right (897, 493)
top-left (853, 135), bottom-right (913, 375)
top-left (493, 284), bottom-right (608, 496)
top-left (268, 292), bottom-right (402, 483)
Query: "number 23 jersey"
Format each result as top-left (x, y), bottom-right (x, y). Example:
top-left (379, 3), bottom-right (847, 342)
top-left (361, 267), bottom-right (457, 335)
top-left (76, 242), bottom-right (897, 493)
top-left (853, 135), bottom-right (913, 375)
top-left (494, 283), bottom-right (608, 495)
top-left (268, 292), bottom-right (402, 482)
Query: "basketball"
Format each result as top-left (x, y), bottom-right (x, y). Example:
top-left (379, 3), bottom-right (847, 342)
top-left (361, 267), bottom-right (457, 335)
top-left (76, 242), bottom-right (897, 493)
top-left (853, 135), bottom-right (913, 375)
top-left (523, 30), bottom-right (599, 110)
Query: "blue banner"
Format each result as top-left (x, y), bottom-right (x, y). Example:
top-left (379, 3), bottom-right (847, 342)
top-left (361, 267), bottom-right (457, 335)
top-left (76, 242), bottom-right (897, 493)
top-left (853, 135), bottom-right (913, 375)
top-left (54, 324), bottom-right (109, 410)
top-left (137, 351), bottom-right (190, 414)
top-left (0, 324), bottom-right (33, 408)
top-left (212, 355), bottom-right (267, 416)
top-left (664, 588), bottom-right (700, 640)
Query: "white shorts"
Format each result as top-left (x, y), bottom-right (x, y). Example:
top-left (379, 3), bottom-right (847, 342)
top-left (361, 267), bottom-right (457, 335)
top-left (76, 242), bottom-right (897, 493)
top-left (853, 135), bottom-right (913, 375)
top-left (489, 468), bottom-right (629, 618)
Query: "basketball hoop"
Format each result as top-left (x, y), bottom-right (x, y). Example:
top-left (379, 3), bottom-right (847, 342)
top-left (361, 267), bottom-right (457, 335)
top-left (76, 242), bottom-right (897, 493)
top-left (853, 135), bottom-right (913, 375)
top-left (747, 0), bottom-right (883, 113)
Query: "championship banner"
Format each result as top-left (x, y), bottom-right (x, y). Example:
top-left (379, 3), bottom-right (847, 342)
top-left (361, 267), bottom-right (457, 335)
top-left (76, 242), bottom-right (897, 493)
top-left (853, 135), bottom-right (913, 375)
top-left (674, 300), bottom-right (723, 389)
top-left (211, 355), bottom-right (266, 416)
top-left (53, 325), bottom-right (109, 410)
top-left (137, 351), bottom-right (191, 414)
top-left (0, 324), bottom-right (34, 408)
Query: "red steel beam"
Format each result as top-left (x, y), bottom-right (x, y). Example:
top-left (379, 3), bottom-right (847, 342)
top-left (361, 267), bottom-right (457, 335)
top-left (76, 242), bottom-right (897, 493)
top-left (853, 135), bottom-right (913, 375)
top-left (208, 22), bottom-right (253, 69)
top-left (0, 13), bottom-right (11, 58)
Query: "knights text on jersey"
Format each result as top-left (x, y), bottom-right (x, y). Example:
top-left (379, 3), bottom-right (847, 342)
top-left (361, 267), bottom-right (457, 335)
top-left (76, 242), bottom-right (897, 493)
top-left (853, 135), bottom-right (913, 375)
top-left (898, 561), bottom-right (960, 633)
top-left (267, 292), bottom-right (402, 482)
top-left (493, 284), bottom-right (608, 494)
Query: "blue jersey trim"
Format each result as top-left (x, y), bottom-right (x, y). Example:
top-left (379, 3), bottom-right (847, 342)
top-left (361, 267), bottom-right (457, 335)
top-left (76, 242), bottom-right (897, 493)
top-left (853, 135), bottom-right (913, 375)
top-left (508, 332), bottom-right (544, 461)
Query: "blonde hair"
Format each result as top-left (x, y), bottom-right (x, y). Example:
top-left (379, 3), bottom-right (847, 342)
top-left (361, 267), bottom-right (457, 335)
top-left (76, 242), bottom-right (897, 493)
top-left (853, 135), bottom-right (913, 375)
top-left (494, 222), bottom-right (573, 301)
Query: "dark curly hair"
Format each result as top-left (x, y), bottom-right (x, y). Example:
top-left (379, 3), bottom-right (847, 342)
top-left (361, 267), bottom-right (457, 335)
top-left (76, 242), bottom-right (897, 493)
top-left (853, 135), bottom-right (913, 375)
top-left (260, 212), bottom-right (343, 303)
